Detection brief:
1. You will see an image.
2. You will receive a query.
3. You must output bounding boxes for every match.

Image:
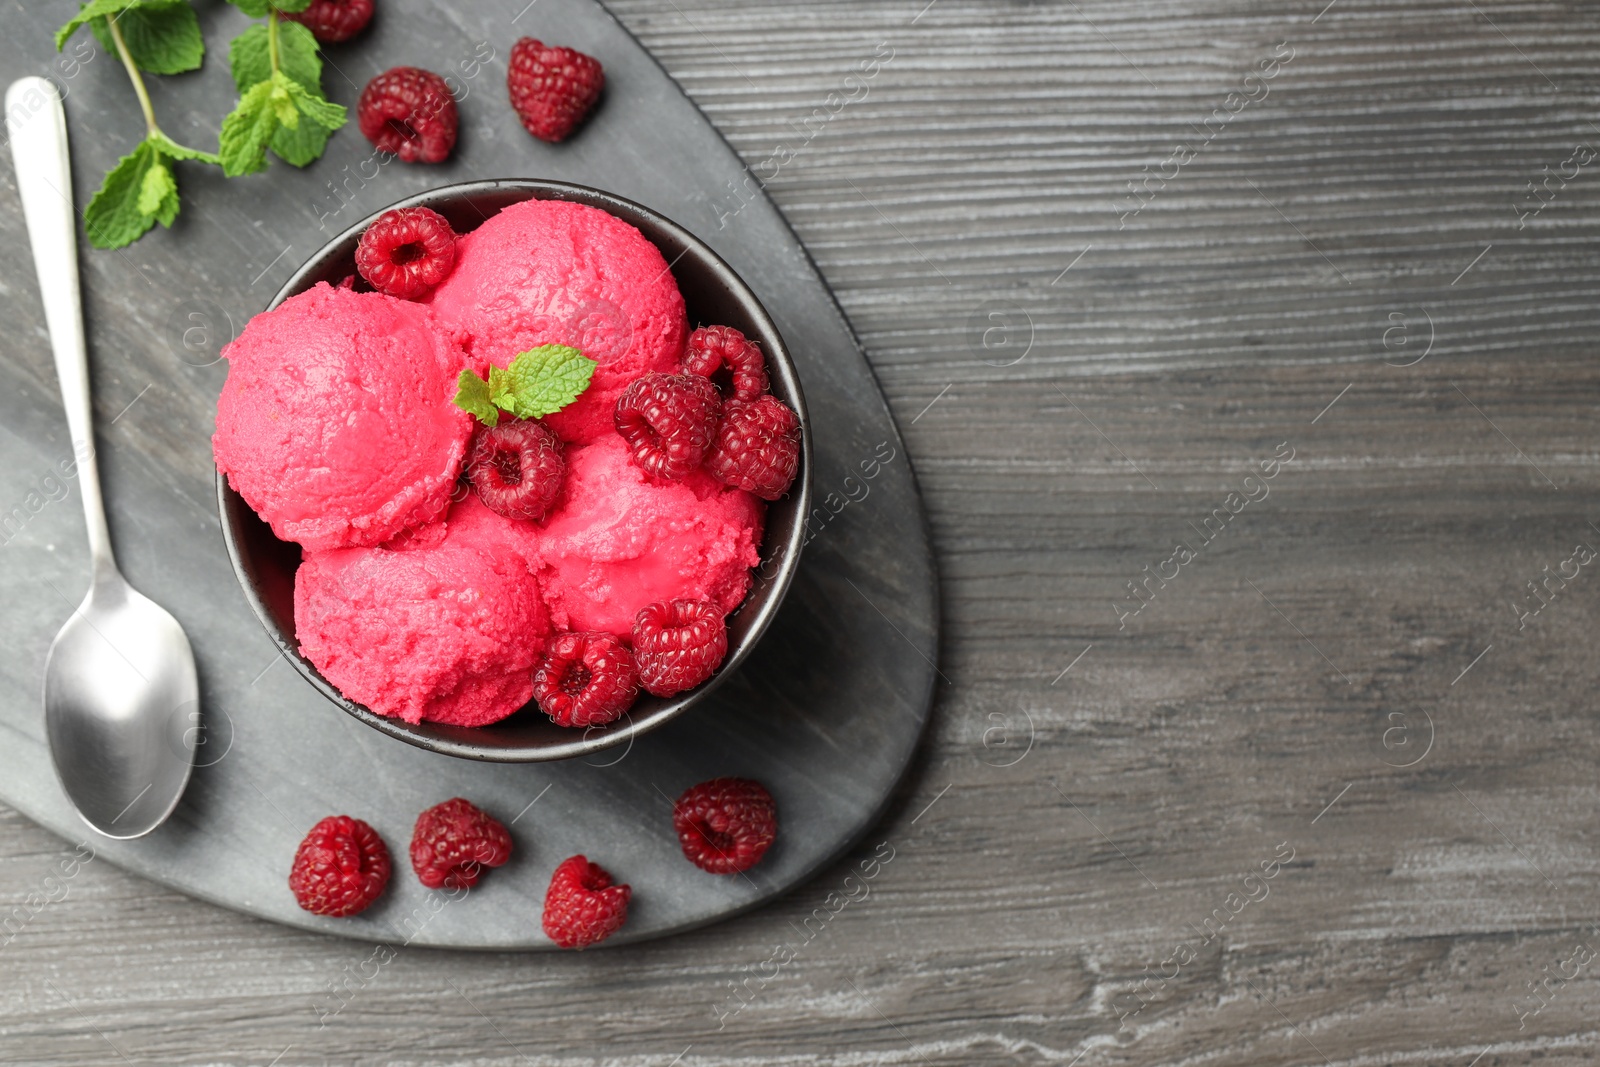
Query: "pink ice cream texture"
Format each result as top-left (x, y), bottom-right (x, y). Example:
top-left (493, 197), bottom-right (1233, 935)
top-left (213, 283), bottom-right (473, 553)
top-left (532, 434), bottom-right (765, 637)
top-left (294, 494), bottom-right (554, 727)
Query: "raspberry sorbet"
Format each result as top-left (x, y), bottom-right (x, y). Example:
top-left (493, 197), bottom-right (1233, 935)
top-left (213, 283), bottom-right (473, 552)
top-left (219, 197), bottom-right (787, 731)
top-left (294, 494), bottom-right (554, 726)
top-left (427, 198), bottom-right (687, 443)
top-left (533, 435), bottom-right (764, 635)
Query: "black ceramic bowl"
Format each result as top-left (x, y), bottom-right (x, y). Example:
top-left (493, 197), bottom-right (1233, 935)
top-left (217, 179), bottom-right (811, 762)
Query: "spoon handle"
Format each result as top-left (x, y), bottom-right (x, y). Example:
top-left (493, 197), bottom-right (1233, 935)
top-left (5, 77), bottom-right (114, 577)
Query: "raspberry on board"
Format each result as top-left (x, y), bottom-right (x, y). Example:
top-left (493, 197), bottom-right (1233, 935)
top-left (533, 631), bottom-right (640, 728)
top-left (409, 798), bottom-right (513, 890)
top-left (354, 206), bottom-right (458, 299)
top-left (705, 395), bottom-right (801, 501)
top-left (288, 815), bottom-right (392, 917)
top-left (285, 0), bottom-right (374, 43)
top-left (358, 66), bottom-right (459, 164)
top-left (673, 777), bottom-right (777, 874)
top-left (613, 373), bottom-right (720, 482)
top-left (542, 855), bottom-right (630, 949)
top-left (466, 419), bottom-right (566, 522)
top-left (507, 38), bottom-right (605, 143)
top-left (632, 597), bottom-right (728, 697)
top-left (683, 325), bottom-right (768, 402)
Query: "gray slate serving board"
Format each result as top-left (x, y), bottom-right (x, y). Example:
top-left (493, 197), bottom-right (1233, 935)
top-left (0, 0), bottom-right (936, 948)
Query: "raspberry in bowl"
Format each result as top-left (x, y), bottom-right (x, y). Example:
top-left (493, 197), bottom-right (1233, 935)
top-left (217, 180), bottom-right (810, 762)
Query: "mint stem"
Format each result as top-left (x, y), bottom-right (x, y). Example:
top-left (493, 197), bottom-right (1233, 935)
top-left (267, 10), bottom-right (280, 76)
top-left (105, 15), bottom-right (159, 139)
top-left (104, 10), bottom-right (214, 160)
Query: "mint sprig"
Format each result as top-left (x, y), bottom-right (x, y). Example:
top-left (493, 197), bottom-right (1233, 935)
top-left (219, 7), bottom-right (346, 177)
top-left (55, 0), bottom-right (351, 250)
top-left (454, 346), bottom-right (599, 427)
top-left (57, 1), bottom-right (220, 249)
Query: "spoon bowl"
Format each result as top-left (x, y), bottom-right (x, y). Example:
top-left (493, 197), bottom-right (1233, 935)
top-left (44, 576), bottom-right (198, 838)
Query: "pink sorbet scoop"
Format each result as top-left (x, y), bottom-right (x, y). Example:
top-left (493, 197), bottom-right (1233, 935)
top-left (213, 282), bottom-right (473, 552)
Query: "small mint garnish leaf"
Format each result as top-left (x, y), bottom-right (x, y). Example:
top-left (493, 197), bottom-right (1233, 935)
top-left (453, 348), bottom-right (596, 425)
top-left (496, 345), bottom-right (597, 420)
top-left (453, 369), bottom-right (501, 427)
top-left (485, 363), bottom-right (515, 410)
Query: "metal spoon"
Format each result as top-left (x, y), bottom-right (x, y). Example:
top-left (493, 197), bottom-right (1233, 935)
top-left (6, 77), bottom-right (198, 839)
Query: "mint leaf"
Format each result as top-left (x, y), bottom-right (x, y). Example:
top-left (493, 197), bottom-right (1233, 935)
top-left (275, 20), bottom-right (324, 92)
top-left (229, 20), bottom-right (320, 94)
top-left (269, 77), bottom-right (299, 129)
top-left (56, 0), bottom-right (147, 49)
top-left (227, 23), bottom-right (270, 92)
top-left (280, 77), bottom-right (346, 131)
top-left (496, 346), bottom-right (598, 420)
top-left (148, 130), bottom-right (219, 165)
top-left (268, 113), bottom-right (331, 166)
top-left (453, 370), bottom-right (501, 427)
top-left (218, 79), bottom-right (279, 177)
top-left (152, 176), bottom-right (180, 227)
top-left (82, 139), bottom-right (162, 249)
top-left (274, 0), bottom-right (314, 12)
top-left (88, 2), bottom-right (203, 74)
top-left (135, 154), bottom-right (176, 219)
top-left (485, 364), bottom-right (514, 408)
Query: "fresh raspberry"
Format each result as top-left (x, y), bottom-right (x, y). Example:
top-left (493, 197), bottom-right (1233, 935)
top-left (466, 419), bottom-right (565, 522)
top-left (542, 855), bottom-right (630, 949)
top-left (507, 38), bottom-right (605, 143)
top-left (673, 777), bottom-right (777, 874)
top-left (354, 206), bottom-right (457, 299)
top-left (632, 598), bottom-right (728, 697)
top-left (285, 0), bottom-right (374, 43)
top-left (358, 66), bottom-right (458, 164)
top-left (705, 395), bottom-right (801, 501)
top-left (533, 632), bottom-right (639, 728)
top-left (613, 373), bottom-right (720, 481)
top-left (409, 798), bottom-right (513, 890)
top-left (288, 816), bottom-right (391, 917)
top-left (683, 325), bottom-right (768, 402)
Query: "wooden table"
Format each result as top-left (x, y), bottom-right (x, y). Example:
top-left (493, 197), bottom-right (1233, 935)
top-left (3, 0), bottom-right (1597, 1062)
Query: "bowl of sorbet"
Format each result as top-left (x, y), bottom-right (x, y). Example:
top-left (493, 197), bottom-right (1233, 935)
top-left (216, 179), bottom-right (811, 762)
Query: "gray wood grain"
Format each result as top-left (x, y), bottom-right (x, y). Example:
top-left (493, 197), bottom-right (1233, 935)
top-left (2, 0), bottom-right (1599, 1062)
